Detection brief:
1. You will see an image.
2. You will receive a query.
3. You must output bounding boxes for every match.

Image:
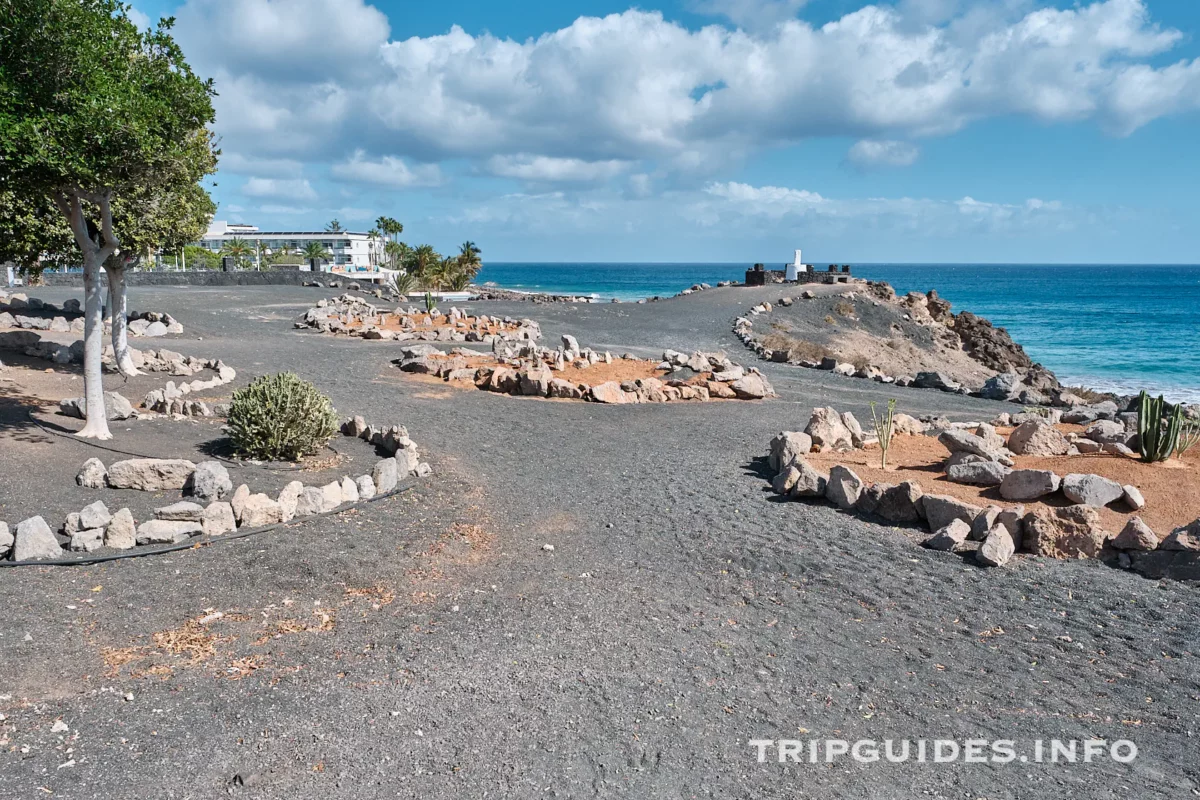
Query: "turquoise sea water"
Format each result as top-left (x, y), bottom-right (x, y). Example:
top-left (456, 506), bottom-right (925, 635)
top-left (476, 262), bottom-right (1200, 403)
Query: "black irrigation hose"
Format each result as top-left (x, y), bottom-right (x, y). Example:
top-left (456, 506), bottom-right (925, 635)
top-left (0, 482), bottom-right (415, 568)
top-left (25, 409), bottom-right (343, 471)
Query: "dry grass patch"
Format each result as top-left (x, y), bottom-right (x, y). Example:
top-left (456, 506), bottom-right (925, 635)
top-left (760, 332), bottom-right (832, 363)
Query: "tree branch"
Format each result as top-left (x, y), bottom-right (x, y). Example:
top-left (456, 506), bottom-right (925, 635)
top-left (97, 193), bottom-right (119, 261)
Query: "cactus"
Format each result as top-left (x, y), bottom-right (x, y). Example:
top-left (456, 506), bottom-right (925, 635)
top-left (1176, 418), bottom-right (1200, 458)
top-left (424, 291), bottom-right (436, 314)
top-left (870, 398), bottom-right (898, 469)
top-left (1137, 390), bottom-right (1183, 463)
top-left (227, 372), bottom-right (339, 462)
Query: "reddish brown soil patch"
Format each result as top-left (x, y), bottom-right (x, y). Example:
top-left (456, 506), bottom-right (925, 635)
top-left (808, 429), bottom-right (1200, 537)
top-left (348, 311), bottom-right (520, 336)
top-left (555, 360), bottom-right (675, 384)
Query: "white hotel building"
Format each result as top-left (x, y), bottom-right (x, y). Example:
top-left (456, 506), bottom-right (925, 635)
top-left (197, 221), bottom-right (374, 270)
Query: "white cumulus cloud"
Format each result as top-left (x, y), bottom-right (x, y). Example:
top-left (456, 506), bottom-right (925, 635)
top-left (242, 178), bottom-right (318, 201)
top-left (846, 139), bottom-right (921, 169)
top-left (485, 155), bottom-right (634, 183)
top-left (331, 150), bottom-right (442, 188)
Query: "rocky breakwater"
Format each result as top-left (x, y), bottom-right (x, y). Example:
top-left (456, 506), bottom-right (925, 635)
top-left (297, 293), bottom-right (541, 344)
top-left (395, 335), bottom-right (775, 404)
top-left (2, 418), bottom-right (430, 562)
top-left (733, 282), bottom-right (1075, 406)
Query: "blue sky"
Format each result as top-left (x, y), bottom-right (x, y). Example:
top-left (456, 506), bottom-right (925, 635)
top-left (131, 0), bottom-right (1200, 263)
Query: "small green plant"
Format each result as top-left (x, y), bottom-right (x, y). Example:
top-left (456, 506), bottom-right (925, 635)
top-left (870, 398), bottom-right (898, 469)
top-left (1175, 418), bottom-right (1200, 457)
top-left (390, 271), bottom-right (414, 297)
top-left (424, 291), bottom-right (436, 314)
top-left (227, 373), bottom-right (339, 462)
top-left (1022, 405), bottom-right (1053, 419)
top-left (1137, 390), bottom-right (1184, 463)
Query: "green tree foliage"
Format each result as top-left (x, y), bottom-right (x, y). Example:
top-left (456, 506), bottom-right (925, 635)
top-left (0, 0), bottom-right (218, 438)
top-left (220, 237), bottom-right (254, 268)
top-left (302, 241), bottom-right (333, 263)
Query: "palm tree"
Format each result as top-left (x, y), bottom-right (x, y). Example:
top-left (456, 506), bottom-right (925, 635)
top-left (456, 240), bottom-right (482, 282)
top-left (220, 237), bottom-right (253, 269)
top-left (301, 241), bottom-right (333, 264)
top-left (445, 269), bottom-right (472, 292)
top-left (406, 244), bottom-right (441, 287)
top-left (384, 240), bottom-right (411, 269)
top-left (325, 219), bottom-right (344, 233)
top-left (375, 215), bottom-right (403, 242)
top-left (389, 271), bottom-right (415, 297)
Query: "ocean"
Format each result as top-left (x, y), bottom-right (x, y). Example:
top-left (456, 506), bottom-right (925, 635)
top-left (475, 262), bottom-right (1200, 404)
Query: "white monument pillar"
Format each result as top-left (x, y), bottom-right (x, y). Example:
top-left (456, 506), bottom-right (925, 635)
top-left (786, 249), bottom-right (803, 281)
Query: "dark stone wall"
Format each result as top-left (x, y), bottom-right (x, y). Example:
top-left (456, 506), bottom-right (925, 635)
top-left (40, 268), bottom-right (316, 288)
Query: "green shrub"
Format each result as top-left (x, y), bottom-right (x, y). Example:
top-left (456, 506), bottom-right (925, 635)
top-left (227, 373), bottom-right (339, 461)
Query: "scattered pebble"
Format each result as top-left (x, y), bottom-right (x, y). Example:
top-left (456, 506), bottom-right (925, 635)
top-left (51, 720), bottom-right (69, 733)
top-left (541, 544), bottom-right (554, 552)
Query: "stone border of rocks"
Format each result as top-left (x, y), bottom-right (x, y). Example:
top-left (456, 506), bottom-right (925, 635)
top-left (766, 408), bottom-right (1200, 581)
top-left (0, 290), bottom-right (183, 338)
top-left (46, 350), bottom-right (238, 423)
top-left (0, 417), bottom-right (431, 564)
top-left (395, 337), bottom-right (776, 404)
top-left (731, 289), bottom-right (1100, 408)
top-left (297, 293), bottom-right (541, 345)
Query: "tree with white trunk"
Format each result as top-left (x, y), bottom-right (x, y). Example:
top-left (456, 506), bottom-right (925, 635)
top-left (0, 0), bottom-right (217, 439)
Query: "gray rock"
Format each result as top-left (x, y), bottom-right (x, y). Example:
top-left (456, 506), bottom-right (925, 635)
top-left (999, 469), bottom-right (1061, 501)
top-left (106, 458), bottom-right (196, 491)
top-left (202, 502), bottom-right (237, 536)
top-left (840, 412), bottom-right (866, 448)
top-left (824, 465), bottom-right (864, 510)
top-left (924, 519), bottom-right (971, 551)
top-left (415, 462), bottom-right (433, 477)
top-left (355, 475), bottom-right (376, 500)
top-left (69, 528), bottom-right (105, 552)
top-left (13, 517), bottom-right (62, 561)
top-left (946, 461), bottom-right (1010, 486)
top-left (1074, 439), bottom-right (1103, 454)
top-left (187, 461), bottom-right (232, 500)
top-left (277, 481), bottom-right (304, 522)
top-left (1007, 420), bottom-right (1071, 456)
top-left (913, 371), bottom-right (961, 392)
top-left (0, 522), bottom-right (11, 558)
top-left (155, 501), bottom-right (205, 522)
top-left (136, 519), bottom-right (203, 545)
top-left (979, 372), bottom-right (1022, 401)
top-left (938, 429), bottom-right (1012, 465)
top-left (787, 459), bottom-right (828, 498)
top-left (876, 481), bottom-right (924, 524)
top-left (239, 494), bottom-right (282, 528)
top-left (76, 458), bottom-right (108, 488)
top-left (768, 431), bottom-right (813, 472)
top-left (771, 464), bottom-right (802, 495)
top-left (1061, 473), bottom-right (1124, 507)
top-left (1112, 517), bottom-right (1158, 551)
top-left (1122, 484), bottom-right (1145, 510)
top-left (319, 481), bottom-right (344, 511)
top-left (58, 391), bottom-right (135, 421)
top-left (104, 509), bottom-right (136, 549)
top-left (921, 494), bottom-right (984, 533)
top-left (1085, 419), bottom-right (1129, 445)
top-left (372, 458), bottom-right (399, 494)
top-left (730, 372), bottom-right (773, 399)
top-left (230, 484), bottom-right (251, 522)
top-left (294, 487), bottom-right (328, 517)
top-left (1161, 521), bottom-right (1200, 552)
top-left (1023, 505), bottom-right (1114, 558)
top-left (977, 524), bottom-right (1017, 566)
top-left (1102, 442), bottom-right (1136, 457)
top-left (78, 500), bottom-right (112, 530)
top-left (805, 407), bottom-right (854, 451)
top-left (340, 476), bottom-right (360, 503)
top-left (969, 505), bottom-right (1002, 541)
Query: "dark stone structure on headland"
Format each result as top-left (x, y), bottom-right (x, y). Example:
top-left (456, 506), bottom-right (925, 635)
top-left (744, 263), bottom-right (852, 286)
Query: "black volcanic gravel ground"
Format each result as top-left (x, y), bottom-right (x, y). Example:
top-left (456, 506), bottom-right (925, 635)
top-left (0, 284), bottom-right (1196, 799)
